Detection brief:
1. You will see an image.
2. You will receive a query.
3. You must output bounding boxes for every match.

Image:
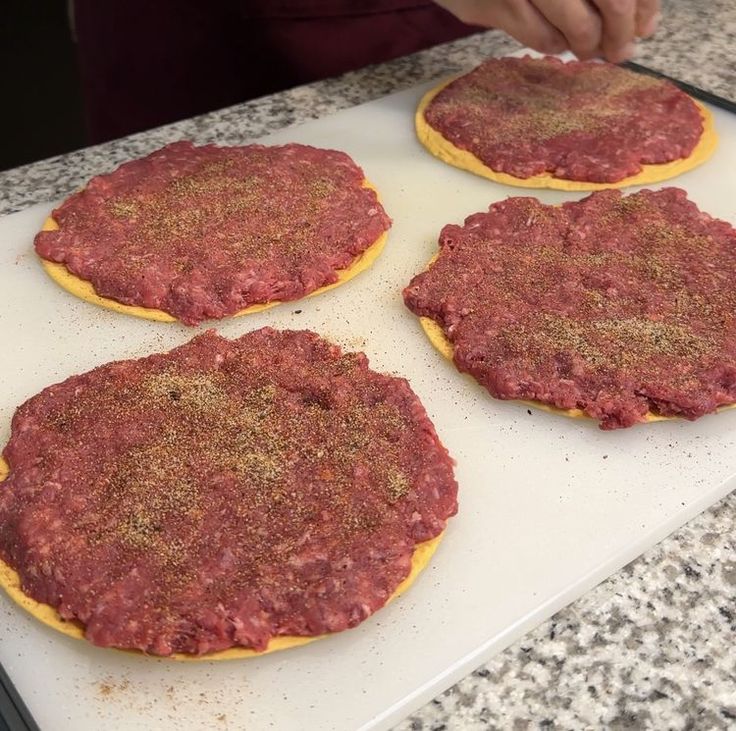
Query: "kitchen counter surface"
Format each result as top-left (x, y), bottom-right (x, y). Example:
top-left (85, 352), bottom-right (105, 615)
top-left (1, 1), bottom-right (734, 727)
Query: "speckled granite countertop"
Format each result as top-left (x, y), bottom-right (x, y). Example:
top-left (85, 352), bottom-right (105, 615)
top-left (2, 0), bottom-right (735, 728)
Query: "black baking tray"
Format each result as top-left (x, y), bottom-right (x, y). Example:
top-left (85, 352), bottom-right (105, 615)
top-left (0, 660), bottom-right (39, 731)
top-left (622, 60), bottom-right (736, 114)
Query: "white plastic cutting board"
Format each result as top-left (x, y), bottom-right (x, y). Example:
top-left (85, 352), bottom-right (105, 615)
top-left (1, 69), bottom-right (736, 731)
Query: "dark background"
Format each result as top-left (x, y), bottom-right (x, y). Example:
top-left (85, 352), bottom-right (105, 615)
top-left (2, 1), bottom-right (86, 172)
top-left (1, 1), bottom-right (475, 174)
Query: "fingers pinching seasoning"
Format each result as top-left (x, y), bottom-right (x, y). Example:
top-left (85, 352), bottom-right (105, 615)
top-left (433, 0), bottom-right (662, 61)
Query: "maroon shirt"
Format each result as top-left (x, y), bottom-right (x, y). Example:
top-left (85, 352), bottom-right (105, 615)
top-left (73, 1), bottom-right (477, 143)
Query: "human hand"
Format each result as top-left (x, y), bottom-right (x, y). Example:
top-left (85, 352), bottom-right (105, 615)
top-left (434, 0), bottom-right (661, 63)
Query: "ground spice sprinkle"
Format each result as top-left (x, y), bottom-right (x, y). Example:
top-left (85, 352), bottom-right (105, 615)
top-left (0, 328), bottom-right (457, 654)
top-left (404, 187), bottom-right (736, 429)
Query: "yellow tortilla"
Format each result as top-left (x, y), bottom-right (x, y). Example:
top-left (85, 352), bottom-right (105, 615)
top-left (0, 456), bottom-right (441, 660)
top-left (416, 258), bottom-right (734, 424)
top-left (416, 78), bottom-right (718, 191)
top-left (38, 181), bottom-right (389, 323)
top-left (420, 313), bottom-right (643, 421)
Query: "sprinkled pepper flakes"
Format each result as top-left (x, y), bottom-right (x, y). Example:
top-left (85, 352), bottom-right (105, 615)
top-left (404, 188), bottom-right (736, 430)
top-left (0, 329), bottom-right (457, 656)
top-left (34, 141), bottom-right (391, 325)
top-left (422, 56), bottom-right (704, 183)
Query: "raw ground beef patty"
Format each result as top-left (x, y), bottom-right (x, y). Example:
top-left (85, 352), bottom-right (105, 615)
top-left (0, 329), bottom-right (457, 656)
top-left (420, 56), bottom-right (706, 184)
top-left (403, 188), bottom-right (736, 430)
top-left (34, 141), bottom-right (391, 325)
